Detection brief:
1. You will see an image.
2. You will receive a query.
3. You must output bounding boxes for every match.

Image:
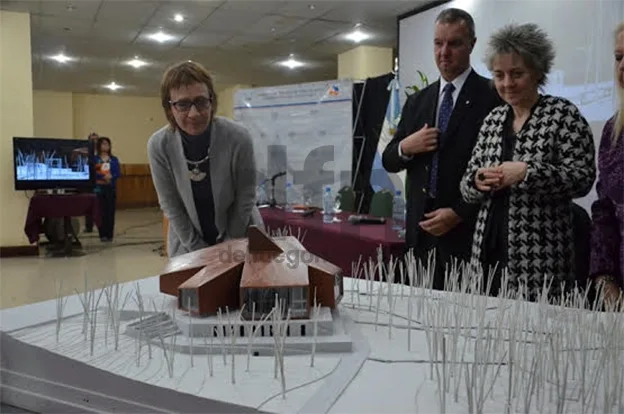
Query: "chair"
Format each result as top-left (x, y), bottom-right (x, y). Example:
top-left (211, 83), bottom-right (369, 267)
top-left (369, 189), bottom-right (393, 218)
top-left (338, 186), bottom-right (356, 212)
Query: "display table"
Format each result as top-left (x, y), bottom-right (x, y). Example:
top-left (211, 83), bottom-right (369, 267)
top-left (24, 193), bottom-right (101, 256)
top-left (1, 273), bottom-right (620, 414)
top-left (259, 207), bottom-right (405, 276)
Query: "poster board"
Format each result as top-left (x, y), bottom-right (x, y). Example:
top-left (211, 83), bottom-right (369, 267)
top-left (233, 80), bottom-right (353, 207)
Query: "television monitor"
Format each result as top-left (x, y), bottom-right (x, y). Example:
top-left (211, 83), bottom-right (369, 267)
top-left (13, 137), bottom-right (95, 191)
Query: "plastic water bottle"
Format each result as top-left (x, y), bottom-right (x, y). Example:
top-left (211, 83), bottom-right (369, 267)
top-left (323, 186), bottom-right (334, 224)
top-left (256, 183), bottom-right (267, 205)
top-left (392, 190), bottom-right (405, 231)
top-left (284, 182), bottom-right (294, 212)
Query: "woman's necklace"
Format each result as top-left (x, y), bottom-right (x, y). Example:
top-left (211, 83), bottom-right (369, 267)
top-left (186, 147), bottom-right (210, 182)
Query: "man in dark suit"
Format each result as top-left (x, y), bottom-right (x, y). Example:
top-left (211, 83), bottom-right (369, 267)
top-left (382, 8), bottom-right (501, 290)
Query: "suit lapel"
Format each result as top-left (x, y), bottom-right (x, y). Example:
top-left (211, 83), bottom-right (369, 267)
top-left (440, 70), bottom-right (480, 149)
top-left (425, 81), bottom-right (440, 128)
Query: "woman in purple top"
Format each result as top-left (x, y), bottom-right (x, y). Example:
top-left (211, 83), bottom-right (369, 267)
top-left (590, 23), bottom-right (624, 308)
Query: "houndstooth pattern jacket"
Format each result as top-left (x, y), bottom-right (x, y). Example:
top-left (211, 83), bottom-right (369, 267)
top-left (460, 95), bottom-right (596, 299)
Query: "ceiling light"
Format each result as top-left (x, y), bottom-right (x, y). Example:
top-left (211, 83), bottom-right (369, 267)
top-left (51, 53), bottom-right (73, 63)
top-left (279, 54), bottom-right (304, 70)
top-left (126, 56), bottom-right (147, 68)
top-left (147, 30), bottom-right (174, 43)
top-left (345, 29), bottom-right (370, 43)
top-left (308, 4), bottom-right (315, 10)
top-left (104, 82), bottom-right (122, 91)
top-left (174, 13), bottom-right (184, 22)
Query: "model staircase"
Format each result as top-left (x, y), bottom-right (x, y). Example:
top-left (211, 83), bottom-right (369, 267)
top-left (126, 312), bottom-right (181, 339)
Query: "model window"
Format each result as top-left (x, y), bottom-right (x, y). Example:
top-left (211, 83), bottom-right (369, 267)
top-left (334, 273), bottom-right (343, 301)
top-left (290, 286), bottom-right (308, 318)
top-left (180, 289), bottom-right (198, 311)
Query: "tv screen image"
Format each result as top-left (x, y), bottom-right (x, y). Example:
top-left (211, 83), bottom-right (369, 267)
top-left (13, 137), bottom-right (94, 191)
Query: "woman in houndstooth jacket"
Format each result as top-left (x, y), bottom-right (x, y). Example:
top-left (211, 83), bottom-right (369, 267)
top-left (460, 23), bottom-right (596, 301)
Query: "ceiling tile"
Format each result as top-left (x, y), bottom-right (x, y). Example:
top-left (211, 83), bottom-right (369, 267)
top-left (146, 0), bottom-right (220, 29)
top-left (319, 0), bottom-right (416, 26)
top-left (134, 25), bottom-right (189, 48)
top-left (194, 8), bottom-right (259, 34)
top-left (273, 1), bottom-right (338, 19)
top-left (224, 35), bottom-right (275, 47)
top-left (245, 14), bottom-right (308, 36)
top-left (39, 0), bottom-right (102, 21)
top-left (31, 15), bottom-right (93, 38)
top-left (284, 19), bottom-right (354, 44)
top-left (21, 0), bottom-right (405, 96)
top-left (219, 0), bottom-right (285, 13)
top-left (179, 32), bottom-right (233, 48)
top-left (94, 0), bottom-right (161, 26)
top-left (91, 20), bottom-right (142, 43)
top-left (0, 0), bottom-right (41, 14)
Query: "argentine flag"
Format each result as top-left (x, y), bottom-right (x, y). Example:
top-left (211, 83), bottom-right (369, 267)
top-left (370, 76), bottom-right (406, 199)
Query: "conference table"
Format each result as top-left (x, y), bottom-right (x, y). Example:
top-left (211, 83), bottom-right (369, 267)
top-left (259, 207), bottom-right (405, 277)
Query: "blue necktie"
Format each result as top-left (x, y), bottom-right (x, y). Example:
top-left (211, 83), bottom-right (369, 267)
top-left (429, 82), bottom-right (455, 198)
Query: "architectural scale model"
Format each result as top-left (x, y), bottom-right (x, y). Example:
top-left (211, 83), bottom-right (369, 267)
top-left (1, 241), bottom-right (622, 414)
top-left (159, 225), bottom-right (344, 319)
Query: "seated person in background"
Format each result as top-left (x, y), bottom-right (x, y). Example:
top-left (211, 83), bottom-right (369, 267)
top-left (460, 23), bottom-right (596, 301)
top-left (94, 137), bottom-right (121, 242)
top-left (589, 22), bottom-right (624, 309)
top-left (148, 60), bottom-right (262, 258)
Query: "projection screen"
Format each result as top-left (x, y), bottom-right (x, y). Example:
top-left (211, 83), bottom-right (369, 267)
top-left (398, 0), bottom-right (624, 212)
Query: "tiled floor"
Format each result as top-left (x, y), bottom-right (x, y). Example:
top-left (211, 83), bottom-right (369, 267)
top-left (0, 208), bottom-right (168, 310)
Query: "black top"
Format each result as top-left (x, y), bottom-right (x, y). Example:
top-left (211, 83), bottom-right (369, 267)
top-left (480, 114), bottom-right (516, 292)
top-left (481, 98), bottom-right (542, 294)
top-left (180, 126), bottom-right (219, 246)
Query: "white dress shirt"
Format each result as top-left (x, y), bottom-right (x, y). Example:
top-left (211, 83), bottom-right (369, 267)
top-left (398, 66), bottom-right (473, 159)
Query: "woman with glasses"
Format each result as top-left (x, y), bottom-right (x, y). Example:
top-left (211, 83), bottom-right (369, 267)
top-left (148, 60), bottom-right (263, 258)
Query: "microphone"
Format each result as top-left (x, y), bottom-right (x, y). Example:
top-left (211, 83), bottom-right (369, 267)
top-left (270, 171), bottom-right (286, 181)
top-left (347, 215), bottom-right (386, 225)
top-left (268, 171), bottom-right (286, 208)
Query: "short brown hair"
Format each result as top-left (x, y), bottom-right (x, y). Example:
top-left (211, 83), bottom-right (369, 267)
top-left (159, 60), bottom-right (219, 130)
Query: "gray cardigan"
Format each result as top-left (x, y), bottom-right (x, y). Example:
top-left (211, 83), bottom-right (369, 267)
top-left (147, 116), bottom-right (264, 258)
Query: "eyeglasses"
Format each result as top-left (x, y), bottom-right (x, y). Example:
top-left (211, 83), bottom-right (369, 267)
top-left (169, 96), bottom-right (212, 112)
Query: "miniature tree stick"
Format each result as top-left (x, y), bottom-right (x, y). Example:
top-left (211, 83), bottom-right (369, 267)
top-left (188, 297), bottom-right (194, 368)
top-left (227, 305), bottom-right (237, 385)
top-left (388, 296), bottom-right (396, 340)
top-left (272, 295), bottom-right (283, 379)
top-left (54, 277), bottom-right (68, 343)
top-left (217, 308), bottom-right (227, 366)
top-left (374, 266), bottom-right (384, 331)
top-left (246, 301), bottom-right (256, 372)
top-left (134, 285), bottom-right (145, 367)
top-left (89, 286), bottom-right (105, 356)
top-left (81, 271), bottom-right (89, 335)
top-left (279, 308), bottom-right (291, 399)
top-left (311, 288), bottom-right (319, 368)
top-left (203, 334), bottom-right (214, 377)
top-left (407, 285), bottom-right (413, 351)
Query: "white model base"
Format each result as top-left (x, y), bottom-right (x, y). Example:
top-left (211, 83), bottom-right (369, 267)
top-left (2, 272), bottom-right (623, 413)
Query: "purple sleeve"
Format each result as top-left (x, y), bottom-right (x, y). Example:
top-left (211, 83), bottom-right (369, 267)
top-left (589, 118), bottom-right (621, 278)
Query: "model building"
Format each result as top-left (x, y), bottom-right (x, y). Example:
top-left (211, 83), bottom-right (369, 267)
top-left (159, 226), bottom-right (343, 319)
